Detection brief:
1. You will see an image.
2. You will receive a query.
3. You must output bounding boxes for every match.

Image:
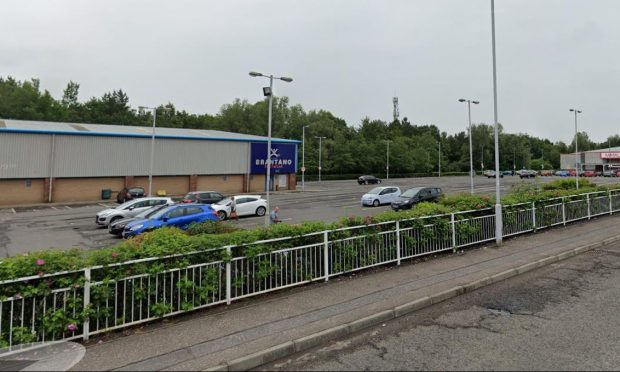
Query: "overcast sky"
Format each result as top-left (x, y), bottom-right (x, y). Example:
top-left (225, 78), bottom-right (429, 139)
top-left (2, 0), bottom-right (619, 143)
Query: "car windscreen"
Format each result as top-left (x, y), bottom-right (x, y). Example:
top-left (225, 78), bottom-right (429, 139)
top-left (149, 205), bottom-right (176, 219)
top-left (401, 188), bottom-right (423, 198)
top-left (116, 200), bottom-right (138, 210)
top-left (137, 204), bottom-right (168, 218)
top-left (367, 187), bottom-right (382, 195)
top-left (216, 197), bottom-right (232, 205)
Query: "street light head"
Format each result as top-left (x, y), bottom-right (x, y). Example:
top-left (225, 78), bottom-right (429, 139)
top-left (577, 110), bottom-right (582, 113)
top-left (249, 71), bottom-right (263, 77)
top-left (280, 77), bottom-right (293, 83)
top-left (570, 109), bottom-right (574, 112)
top-left (458, 99), bottom-right (466, 102)
top-left (472, 101), bottom-right (480, 105)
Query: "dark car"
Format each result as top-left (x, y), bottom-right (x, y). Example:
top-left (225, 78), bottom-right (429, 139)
top-left (519, 170), bottom-right (537, 179)
top-left (108, 203), bottom-right (170, 236)
top-left (182, 191), bottom-right (225, 204)
top-left (358, 175), bottom-right (382, 185)
top-left (116, 187), bottom-right (145, 203)
top-left (391, 187), bottom-right (443, 211)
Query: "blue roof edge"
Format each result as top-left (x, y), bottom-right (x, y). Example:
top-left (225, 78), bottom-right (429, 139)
top-left (0, 128), bottom-right (302, 144)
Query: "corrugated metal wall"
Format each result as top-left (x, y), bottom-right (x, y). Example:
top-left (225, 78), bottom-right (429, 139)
top-left (0, 133), bottom-right (52, 178)
top-left (0, 132), bottom-right (251, 178)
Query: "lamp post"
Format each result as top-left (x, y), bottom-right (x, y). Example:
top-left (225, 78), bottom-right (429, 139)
top-left (316, 136), bottom-right (326, 182)
top-left (458, 98), bottom-right (479, 194)
top-left (302, 125), bottom-right (309, 191)
top-left (138, 106), bottom-right (157, 197)
top-left (491, 0), bottom-right (502, 246)
top-left (570, 108), bottom-right (582, 189)
top-left (249, 71), bottom-right (293, 226)
top-left (438, 141), bottom-right (441, 177)
top-left (386, 140), bottom-right (391, 179)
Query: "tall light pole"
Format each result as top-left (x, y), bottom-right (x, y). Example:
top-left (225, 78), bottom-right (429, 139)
top-left (316, 136), bottom-right (326, 182)
top-left (570, 108), bottom-right (582, 189)
top-left (438, 141), bottom-right (441, 177)
top-left (458, 98), bottom-right (479, 194)
top-left (249, 71), bottom-right (293, 226)
top-left (386, 140), bottom-right (391, 179)
top-left (491, 0), bottom-right (502, 246)
top-left (139, 106), bottom-right (157, 197)
top-left (302, 125), bottom-right (309, 191)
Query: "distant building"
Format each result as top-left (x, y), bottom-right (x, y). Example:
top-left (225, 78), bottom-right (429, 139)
top-left (0, 119), bottom-right (299, 205)
top-left (560, 146), bottom-right (620, 171)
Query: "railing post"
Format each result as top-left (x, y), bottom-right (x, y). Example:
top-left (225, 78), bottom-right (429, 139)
top-left (609, 190), bottom-right (613, 215)
top-left (587, 193), bottom-right (591, 220)
top-left (562, 197), bottom-right (566, 226)
top-left (395, 221), bottom-right (401, 265)
top-left (82, 268), bottom-right (91, 341)
top-left (531, 201), bottom-right (536, 231)
top-left (450, 213), bottom-right (456, 248)
top-left (226, 246), bottom-right (232, 305)
top-left (323, 231), bottom-right (330, 282)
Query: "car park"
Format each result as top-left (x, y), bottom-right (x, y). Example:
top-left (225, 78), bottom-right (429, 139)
top-left (357, 175), bottom-right (382, 185)
top-left (211, 195), bottom-right (267, 220)
top-left (116, 187), bottom-right (145, 203)
top-left (108, 203), bottom-right (170, 236)
top-left (96, 197), bottom-right (173, 226)
top-left (391, 187), bottom-right (443, 211)
top-left (360, 186), bottom-right (401, 207)
top-left (181, 191), bottom-right (225, 204)
top-left (122, 204), bottom-right (218, 238)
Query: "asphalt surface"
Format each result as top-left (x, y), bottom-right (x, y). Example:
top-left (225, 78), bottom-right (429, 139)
top-left (259, 241), bottom-right (620, 371)
top-left (0, 176), bottom-right (618, 256)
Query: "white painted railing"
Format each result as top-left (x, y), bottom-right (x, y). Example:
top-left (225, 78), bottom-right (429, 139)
top-left (1, 189), bottom-right (619, 350)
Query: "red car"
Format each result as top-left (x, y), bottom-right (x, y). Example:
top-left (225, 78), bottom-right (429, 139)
top-left (617, 171), bottom-right (620, 177)
top-left (583, 170), bottom-right (596, 177)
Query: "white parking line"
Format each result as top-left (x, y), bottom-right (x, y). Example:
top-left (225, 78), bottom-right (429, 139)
top-left (65, 206), bottom-right (72, 210)
top-left (98, 203), bottom-right (108, 207)
top-left (51, 206), bottom-right (59, 210)
top-left (11, 208), bottom-right (16, 214)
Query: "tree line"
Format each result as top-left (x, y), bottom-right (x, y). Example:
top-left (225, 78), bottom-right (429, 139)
top-left (1, 76), bottom-right (619, 176)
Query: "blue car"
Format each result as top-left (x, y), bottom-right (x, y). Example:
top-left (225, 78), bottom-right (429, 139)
top-left (122, 204), bottom-right (218, 238)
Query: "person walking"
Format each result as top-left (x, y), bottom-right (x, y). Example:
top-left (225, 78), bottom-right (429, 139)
top-left (270, 206), bottom-right (281, 225)
top-left (229, 196), bottom-right (238, 220)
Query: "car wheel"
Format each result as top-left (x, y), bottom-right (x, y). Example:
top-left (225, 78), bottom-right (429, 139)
top-left (365, 181), bottom-right (368, 185)
top-left (256, 206), bottom-right (266, 216)
top-left (377, 180), bottom-right (382, 184)
top-left (373, 199), bottom-right (380, 207)
top-left (217, 211), bottom-right (227, 221)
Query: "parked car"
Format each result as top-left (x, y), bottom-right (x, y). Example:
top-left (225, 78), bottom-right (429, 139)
top-left (540, 170), bottom-right (555, 176)
top-left (555, 170), bottom-right (569, 177)
top-left (603, 170), bottom-right (616, 177)
top-left (484, 170), bottom-right (503, 178)
top-left (181, 191), bottom-right (225, 204)
top-left (391, 187), bottom-right (443, 211)
top-left (360, 186), bottom-right (401, 207)
top-left (502, 170), bottom-right (514, 176)
top-left (96, 197), bottom-right (173, 226)
top-left (357, 175), bottom-right (382, 185)
top-left (519, 170), bottom-right (537, 179)
top-left (583, 170), bottom-right (596, 177)
top-left (108, 203), bottom-right (170, 236)
top-left (122, 204), bottom-right (218, 238)
top-left (211, 195), bottom-right (267, 220)
top-left (116, 187), bottom-right (145, 203)
top-left (617, 170), bottom-right (620, 177)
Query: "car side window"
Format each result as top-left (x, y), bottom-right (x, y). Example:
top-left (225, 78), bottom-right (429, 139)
top-left (211, 193), bottom-right (223, 199)
top-left (132, 201), bottom-right (149, 209)
top-left (184, 207), bottom-right (203, 216)
top-left (236, 197), bottom-right (249, 204)
top-left (199, 193), bottom-right (210, 199)
top-left (166, 207), bottom-right (185, 219)
top-left (149, 199), bottom-right (164, 206)
top-left (379, 189), bottom-right (388, 195)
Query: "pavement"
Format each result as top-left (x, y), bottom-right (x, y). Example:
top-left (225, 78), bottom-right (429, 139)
top-left (70, 212), bottom-right (620, 371)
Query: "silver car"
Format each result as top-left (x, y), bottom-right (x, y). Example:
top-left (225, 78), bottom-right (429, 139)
top-left (95, 197), bottom-right (173, 226)
top-left (361, 186), bottom-right (401, 207)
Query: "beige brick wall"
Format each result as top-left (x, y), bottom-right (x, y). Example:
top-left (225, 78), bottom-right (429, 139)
top-left (53, 177), bottom-right (125, 202)
top-left (249, 174), bottom-right (266, 193)
top-left (133, 176), bottom-right (190, 197)
top-left (0, 179), bottom-right (45, 205)
top-left (196, 175), bottom-right (244, 194)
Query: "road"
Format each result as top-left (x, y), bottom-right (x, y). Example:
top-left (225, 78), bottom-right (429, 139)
top-left (259, 241), bottom-right (620, 371)
top-left (0, 175), bottom-right (618, 256)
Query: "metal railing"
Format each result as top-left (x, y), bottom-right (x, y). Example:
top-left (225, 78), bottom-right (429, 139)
top-left (1, 189), bottom-right (619, 350)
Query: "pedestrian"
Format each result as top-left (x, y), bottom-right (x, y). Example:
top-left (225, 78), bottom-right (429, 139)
top-left (270, 206), bottom-right (281, 225)
top-left (229, 196), bottom-right (238, 220)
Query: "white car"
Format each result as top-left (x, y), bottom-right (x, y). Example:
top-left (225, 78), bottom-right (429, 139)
top-left (361, 186), bottom-right (402, 207)
top-left (211, 195), bottom-right (267, 220)
top-left (96, 197), bottom-right (173, 226)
